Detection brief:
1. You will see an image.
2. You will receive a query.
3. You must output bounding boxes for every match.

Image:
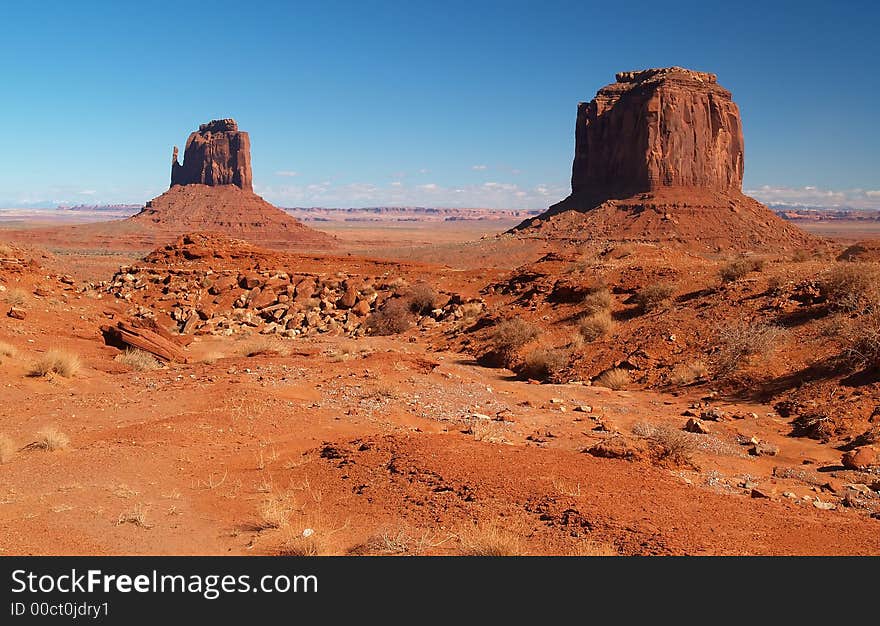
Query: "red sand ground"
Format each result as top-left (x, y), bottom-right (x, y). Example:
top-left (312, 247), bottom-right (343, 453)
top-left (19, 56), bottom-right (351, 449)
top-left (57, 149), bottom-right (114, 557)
top-left (1, 218), bottom-right (879, 556)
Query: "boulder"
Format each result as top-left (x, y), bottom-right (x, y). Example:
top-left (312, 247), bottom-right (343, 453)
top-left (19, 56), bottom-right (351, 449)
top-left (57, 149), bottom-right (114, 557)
top-left (842, 447), bottom-right (878, 470)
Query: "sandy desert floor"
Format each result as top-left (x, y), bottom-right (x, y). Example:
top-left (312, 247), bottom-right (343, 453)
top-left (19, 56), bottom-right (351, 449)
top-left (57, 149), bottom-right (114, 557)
top-left (1, 217), bottom-right (879, 556)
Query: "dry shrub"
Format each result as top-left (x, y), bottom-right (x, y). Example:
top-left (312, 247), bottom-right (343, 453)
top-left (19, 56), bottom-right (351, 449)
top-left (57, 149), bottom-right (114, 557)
top-left (3, 288), bottom-right (28, 307)
top-left (578, 310), bottom-right (614, 341)
top-left (791, 249), bottom-right (812, 262)
top-left (632, 423), bottom-right (696, 464)
top-left (116, 503), bottom-right (152, 528)
top-left (633, 282), bottom-right (675, 313)
top-left (29, 349), bottom-right (80, 377)
top-left (31, 427), bottom-right (69, 451)
top-left (257, 497), bottom-right (292, 530)
top-left (456, 521), bottom-right (524, 556)
top-left (490, 319), bottom-right (539, 361)
top-left (821, 263), bottom-right (880, 314)
top-left (281, 533), bottom-right (324, 556)
top-left (840, 313), bottom-right (880, 369)
top-left (719, 257), bottom-right (765, 283)
top-left (713, 320), bottom-right (783, 376)
top-left (114, 348), bottom-right (160, 371)
top-left (0, 341), bottom-right (16, 358)
top-left (405, 282), bottom-right (438, 314)
top-left (459, 301), bottom-right (483, 319)
top-left (519, 347), bottom-right (568, 382)
top-left (366, 298), bottom-right (414, 335)
top-left (593, 368), bottom-right (630, 390)
top-left (350, 528), bottom-right (451, 556)
top-left (0, 243), bottom-right (13, 257)
top-left (582, 286), bottom-right (613, 315)
top-left (0, 434), bottom-right (16, 463)
top-left (668, 360), bottom-right (709, 386)
top-left (237, 335), bottom-right (290, 357)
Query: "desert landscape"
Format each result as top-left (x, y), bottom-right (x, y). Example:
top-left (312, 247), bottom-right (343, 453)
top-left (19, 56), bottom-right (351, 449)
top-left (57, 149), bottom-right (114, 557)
top-left (2, 67), bottom-right (880, 557)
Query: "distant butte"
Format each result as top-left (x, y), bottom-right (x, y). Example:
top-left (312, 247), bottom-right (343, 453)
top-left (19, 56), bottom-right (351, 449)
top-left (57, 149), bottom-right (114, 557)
top-left (130, 118), bottom-right (334, 248)
top-left (171, 118), bottom-right (253, 191)
top-left (516, 67), bottom-right (822, 252)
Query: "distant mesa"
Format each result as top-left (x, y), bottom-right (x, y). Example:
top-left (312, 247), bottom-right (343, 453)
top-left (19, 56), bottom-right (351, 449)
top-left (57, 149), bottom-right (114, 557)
top-left (131, 118), bottom-right (334, 248)
top-left (517, 67), bottom-right (821, 251)
top-left (171, 118), bottom-right (253, 191)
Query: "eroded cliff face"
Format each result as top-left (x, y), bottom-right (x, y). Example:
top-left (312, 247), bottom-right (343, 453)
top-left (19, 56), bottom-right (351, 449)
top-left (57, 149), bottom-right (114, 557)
top-left (514, 67), bottom-right (821, 252)
top-left (570, 67), bottom-right (743, 199)
top-left (171, 119), bottom-right (253, 191)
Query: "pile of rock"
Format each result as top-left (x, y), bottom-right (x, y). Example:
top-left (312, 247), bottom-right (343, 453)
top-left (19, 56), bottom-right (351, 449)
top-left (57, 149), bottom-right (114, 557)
top-left (105, 265), bottom-right (480, 339)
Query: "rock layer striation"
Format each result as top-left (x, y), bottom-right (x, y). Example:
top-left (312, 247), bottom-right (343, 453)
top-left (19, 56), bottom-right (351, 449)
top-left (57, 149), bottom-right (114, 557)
top-left (171, 119), bottom-right (253, 191)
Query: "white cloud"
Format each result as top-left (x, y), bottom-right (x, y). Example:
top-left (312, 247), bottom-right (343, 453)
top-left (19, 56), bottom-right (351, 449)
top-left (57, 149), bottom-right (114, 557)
top-left (746, 185), bottom-right (880, 210)
top-left (78, 189), bottom-right (97, 195)
top-left (254, 180), bottom-right (568, 209)
top-left (417, 168), bottom-right (430, 175)
top-left (275, 171), bottom-right (299, 177)
top-left (471, 164), bottom-right (488, 170)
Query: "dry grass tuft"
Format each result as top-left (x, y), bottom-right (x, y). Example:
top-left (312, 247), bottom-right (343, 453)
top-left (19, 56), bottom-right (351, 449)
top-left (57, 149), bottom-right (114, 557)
top-left (634, 282), bottom-right (675, 313)
top-left (257, 497), bottom-right (292, 530)
top-left (632, 423), bottom-right (697, 464)
top-left (30, 427), bottom-right (70, 451)
top-left (0, 434), bottom-right (16, 463)
top-left (490, 318), bottom-right (539, 362)
top-left (114, 348), bottom-right (160, 372)
top-left (459, 301), bottom-right (483, 319)
top-left (578, 310), bottom-right (614, 341)
top-left (668, 360), bottom-right (709, 386)
top-left (840, 313), bottom-right (880, 370)
top-left (352, 528), bottom-right (452, 556)
top-left (456, 521), bottom-right (524, 556)
top-left (116, 503), bottom-right (153, 528)
top-left (821, 263), bottom-right (880, 314)
top-left (3, 287), bottom-right (27, 307)
top-left (29, 349), bottom-right (81, 378)
top-left (0, 341), bottom-right (16, 359)
top-left (593, 368), bottom-right (630, 390)
top-left (237, 335), bottom-right (290, 357)
top-left (519, 347), bottom-right (568, 382)
top-left (582, 286), bottom-right (613, 315)
top-left (719, 257), bottom-right (765, 283)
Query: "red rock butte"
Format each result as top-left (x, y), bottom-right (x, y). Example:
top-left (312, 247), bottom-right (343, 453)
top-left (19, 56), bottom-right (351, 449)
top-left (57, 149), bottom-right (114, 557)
top-left (517, 67), bottom-right (821, 252)
top-left (130, 118), bottom-right (334, 249)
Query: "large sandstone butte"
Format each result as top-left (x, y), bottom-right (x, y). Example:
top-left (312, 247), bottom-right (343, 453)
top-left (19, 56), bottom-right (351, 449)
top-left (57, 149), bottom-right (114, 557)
top-left (517, 67), bottom-right (821, 251)
top-left (171, 118), bottom-right (253, 191)
top-left (130, 119), bottom-right (334, 249)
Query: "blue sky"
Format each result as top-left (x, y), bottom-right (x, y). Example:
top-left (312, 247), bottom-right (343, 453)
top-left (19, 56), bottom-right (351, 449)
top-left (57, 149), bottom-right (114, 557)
top-left (1, 0), bottom-right (878, 209)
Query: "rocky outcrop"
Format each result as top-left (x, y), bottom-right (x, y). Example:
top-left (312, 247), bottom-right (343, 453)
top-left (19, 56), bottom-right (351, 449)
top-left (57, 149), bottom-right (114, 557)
top-left (571, 67), bottom-right (743, 199)
top-left (171, 119), bottom-right (253, 191)
top-left (515, 67), bottom-right (823, 252)
top-left (130, 119), bottom-right (335, 249)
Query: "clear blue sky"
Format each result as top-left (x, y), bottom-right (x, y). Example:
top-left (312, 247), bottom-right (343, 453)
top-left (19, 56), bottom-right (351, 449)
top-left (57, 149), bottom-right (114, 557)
top-left (1, 0), bottom-right (878, 209)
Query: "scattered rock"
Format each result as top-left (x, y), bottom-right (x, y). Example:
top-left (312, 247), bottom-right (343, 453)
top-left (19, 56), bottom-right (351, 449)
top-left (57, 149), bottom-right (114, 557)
top-left (7, 307), bottom-right (26, 320)
top-left (749, 441), bottom-right (779, 457)
top-left (684, 418), bottom-right (710, 434)
top-left (842, 447), bottom-right (878, 471)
